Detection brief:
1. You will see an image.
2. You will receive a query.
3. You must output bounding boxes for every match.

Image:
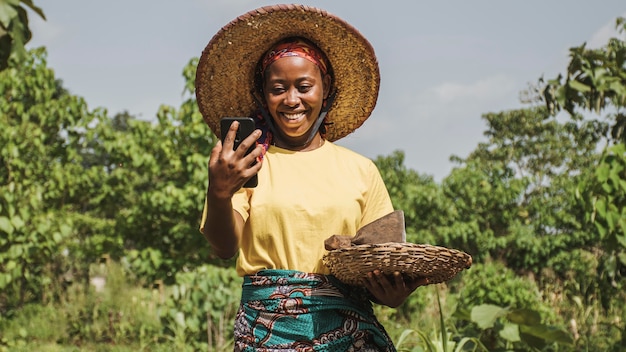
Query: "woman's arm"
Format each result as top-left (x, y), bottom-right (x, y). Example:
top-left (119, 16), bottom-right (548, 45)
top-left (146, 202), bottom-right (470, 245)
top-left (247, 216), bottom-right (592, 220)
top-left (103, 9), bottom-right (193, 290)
top-left (201, 194), bottom-right (244, 259)
top-left (201, 122), bottom-right (263, 259)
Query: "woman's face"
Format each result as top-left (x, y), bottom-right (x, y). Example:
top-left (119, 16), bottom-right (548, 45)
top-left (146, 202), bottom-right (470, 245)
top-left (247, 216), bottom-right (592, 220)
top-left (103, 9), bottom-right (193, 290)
top-left (263, 56), bottom-right (331, 144)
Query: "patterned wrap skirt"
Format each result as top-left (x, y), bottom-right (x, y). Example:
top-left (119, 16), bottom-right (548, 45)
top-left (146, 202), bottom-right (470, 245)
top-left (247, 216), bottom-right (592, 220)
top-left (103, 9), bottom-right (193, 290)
top-left (234, 269), bottom-right (396, 352)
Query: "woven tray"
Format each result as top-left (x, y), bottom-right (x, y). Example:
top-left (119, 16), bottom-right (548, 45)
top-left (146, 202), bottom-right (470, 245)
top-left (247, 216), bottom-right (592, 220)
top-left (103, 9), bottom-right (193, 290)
top-left (322, 242), bottom-right (472, 286)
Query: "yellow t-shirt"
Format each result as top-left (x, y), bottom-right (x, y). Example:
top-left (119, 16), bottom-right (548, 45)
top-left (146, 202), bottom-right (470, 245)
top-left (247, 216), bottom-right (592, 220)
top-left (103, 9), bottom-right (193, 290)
top-left (201, 141), bottom-right (393, 276)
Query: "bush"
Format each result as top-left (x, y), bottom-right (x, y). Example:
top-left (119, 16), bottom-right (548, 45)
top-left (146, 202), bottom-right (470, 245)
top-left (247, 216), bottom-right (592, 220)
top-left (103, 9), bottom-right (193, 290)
top-left (159, 265), bottom-right (242, 351)
top-left (457, 259), bottom-right (555, 322)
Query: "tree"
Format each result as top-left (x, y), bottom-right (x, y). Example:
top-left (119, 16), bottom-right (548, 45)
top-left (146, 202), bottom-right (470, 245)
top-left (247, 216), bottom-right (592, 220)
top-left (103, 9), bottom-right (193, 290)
top-left (375, 106), bottom-right (605, 276)
top-left (374, 150), bottom-right (451, 245)
top-left (542, 16), bottom-right (626, 295)
top-left (0, 47), bottom-right (96, 310)
top-left (0, 48), bottom-right (215, 314)
top-left (445, 107), bottom-right (605, 273)
top-left (0, 0), bottom-right (45, 70)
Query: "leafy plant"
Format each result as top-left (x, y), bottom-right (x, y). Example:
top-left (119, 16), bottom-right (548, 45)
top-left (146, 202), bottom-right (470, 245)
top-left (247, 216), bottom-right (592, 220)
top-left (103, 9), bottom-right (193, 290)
top-left (0, 0), bottom-right (45, 70)
top-left (457, 260), bottom-right (555, 323)
top-left (0, 47), bottom-right (99, 313)
top-left (454, 304), bottom-right (573, 351)
top-left (541, 16), bottom-right (626, 311)
top-left (159, 265), bottom-right (241, 351)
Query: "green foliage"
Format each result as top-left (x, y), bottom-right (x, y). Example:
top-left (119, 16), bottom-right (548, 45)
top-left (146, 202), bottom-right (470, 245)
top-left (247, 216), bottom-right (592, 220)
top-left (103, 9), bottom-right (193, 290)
top-left (394, 325), bottom-right (486, 352)
top-left (543, 17), bottom-right (626, 143)
top-left (582, 143), bottom-right (626, 258)
top-left (388, 284), bottom-right (574, 351)
top-left (454, 304), bottom-right (573, 351)
top-left (0, 47), bottom-right (100, 311)
top-left (542, 15), bottom-right (626, 307)
top-left (159, 265), bottom-right (241, 351)
top-left (0, 260), bottom-right (246, 351)
top-left (0, 261), bottom-right (163, 351)
top-left (576, 143), bottom-right (626, 306)
top-left (59, 262), bottom-right (162, 346)
top-left (375, 150), bottom-right (447, 245)
top-left (439, 161), bottom-right (518, 259)
top-left (0, 50), bottom-right (217, 317)
top-left (457, 260), bottom-right (554, 321)
top-left (440, 107), bottom-right (604, 274)
top-left (3, 14), bottom-right (626, 349)
top-left (97, 58), bottom-right (216, 282)
top-left (0, 304), bottom-right (66, 349)
top-left (544, 249), bottom-right (600, 306)
top-left (0, 0), bottom-right (45, 70)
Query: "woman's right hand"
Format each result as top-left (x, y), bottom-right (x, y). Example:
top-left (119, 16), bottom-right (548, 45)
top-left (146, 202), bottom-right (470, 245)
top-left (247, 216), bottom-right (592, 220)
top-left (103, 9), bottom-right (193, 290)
top-left (362, 270), bottom-right (429, 308)
top-left (202, 121), bottom-right (262, 259)
top-left (207, 121), bottom-right (264, 200)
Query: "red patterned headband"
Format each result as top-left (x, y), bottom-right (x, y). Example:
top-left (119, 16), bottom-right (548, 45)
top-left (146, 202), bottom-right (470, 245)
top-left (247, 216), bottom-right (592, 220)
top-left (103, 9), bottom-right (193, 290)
top-left (261, 38), bottom-right (328, 76)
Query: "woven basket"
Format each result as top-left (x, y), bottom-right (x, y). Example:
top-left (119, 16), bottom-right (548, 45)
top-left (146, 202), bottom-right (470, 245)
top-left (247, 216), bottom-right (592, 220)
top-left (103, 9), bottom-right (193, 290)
top-left (322, 242), bottom-right (472, 286)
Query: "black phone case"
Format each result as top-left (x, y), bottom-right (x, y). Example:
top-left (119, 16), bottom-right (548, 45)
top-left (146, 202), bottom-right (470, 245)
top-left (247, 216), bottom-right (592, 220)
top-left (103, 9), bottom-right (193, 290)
top-left (220, 117), bottom-right (258, 188)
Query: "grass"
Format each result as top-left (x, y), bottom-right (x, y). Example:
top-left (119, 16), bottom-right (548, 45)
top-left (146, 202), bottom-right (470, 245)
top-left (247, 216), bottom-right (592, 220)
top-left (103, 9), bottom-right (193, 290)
top-left (0, 262), bottom-right (165, 352)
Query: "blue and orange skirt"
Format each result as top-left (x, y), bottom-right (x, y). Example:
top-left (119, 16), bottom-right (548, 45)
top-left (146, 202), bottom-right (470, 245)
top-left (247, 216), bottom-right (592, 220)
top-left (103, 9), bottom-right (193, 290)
top-left (234, 269), bottom-right (396, 351)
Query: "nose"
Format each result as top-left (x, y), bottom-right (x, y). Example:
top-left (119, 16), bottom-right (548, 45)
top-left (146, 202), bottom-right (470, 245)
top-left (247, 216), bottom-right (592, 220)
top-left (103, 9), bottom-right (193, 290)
top-left (283, 87), bottom-right (300, 107)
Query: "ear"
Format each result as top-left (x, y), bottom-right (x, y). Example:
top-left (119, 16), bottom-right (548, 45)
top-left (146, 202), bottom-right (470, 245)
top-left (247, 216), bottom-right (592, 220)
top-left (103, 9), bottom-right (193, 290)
top-left (322, 74), bottom-right (332, 98)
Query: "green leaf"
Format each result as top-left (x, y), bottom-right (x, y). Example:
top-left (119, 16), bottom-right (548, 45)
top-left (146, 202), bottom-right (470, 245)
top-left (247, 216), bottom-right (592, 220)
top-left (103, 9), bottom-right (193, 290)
top-left (149, 248), bottom-right (162, 268)
top-left (174, 311), bottom-right (186, 328)
top-left (471, 304), bottom-right (508, 329)
top-left (0, 273), bottom-right (11, 289)
top-left (595, 163), bottom-right (610, 182)
top-left (618, 251), bottom-right (626, 266)
top-left (10, 215), bottom-right (24, 230)
top-left (413, 329), bottom-right (439, 351)
top-left (19, 0), bottom-right (45, 20)
top-left (171, 285), bottom-right (180, 300)
top-left (59, 223), bottom-right (71, 237)
top-left (186, 316), bottom-right (200, 332)
top-left (609, 210), bottom-right (621, 231)
top-left (595, 221), bottom-right (607, 238)
top-left (520, 324), bottom-right (574, 345)
top-left (507, 308), bottom-right (541, 325)
top-left (499, 322), bottom-right (521, 342)
top-left (395, 329), bottom-right (416, 348)
top-left (620, 179), bottom-right (626, 192)
top-left (0, 216), bottom-right (13, 234)
top-left (5, 6), bottom-right (30, 62)
top-left (568, 79), bottom-right (592, 93)
top-left (0, 0), bottom-right (19, 28)
top-left (595, 198), bottom-right (607, 218)
top-left (606, 254), bottom-right (617, 278)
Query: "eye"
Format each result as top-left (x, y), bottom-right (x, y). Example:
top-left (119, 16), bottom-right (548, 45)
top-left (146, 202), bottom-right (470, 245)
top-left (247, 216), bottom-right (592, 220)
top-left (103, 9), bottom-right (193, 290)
top-left (298, 84), bottom-right (312, 93)
top-left (269, 85), bottom-right (286, 95)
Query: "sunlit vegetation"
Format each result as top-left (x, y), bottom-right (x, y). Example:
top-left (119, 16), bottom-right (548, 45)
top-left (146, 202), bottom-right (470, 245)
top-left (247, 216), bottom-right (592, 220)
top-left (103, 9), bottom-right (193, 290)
top-left (1, 8), bottom-right (625, 351)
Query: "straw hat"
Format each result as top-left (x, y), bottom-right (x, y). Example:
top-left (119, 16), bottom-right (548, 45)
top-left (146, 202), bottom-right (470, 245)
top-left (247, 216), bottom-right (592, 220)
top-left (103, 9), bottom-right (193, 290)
top-left (323, 243), bottom-right (473, 286)
top-left (195, 4), bottom-right (380, 142)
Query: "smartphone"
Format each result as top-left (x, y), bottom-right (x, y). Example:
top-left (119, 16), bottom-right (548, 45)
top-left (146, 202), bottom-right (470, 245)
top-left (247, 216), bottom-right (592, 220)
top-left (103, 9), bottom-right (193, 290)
top-left (220, 117), bottom-right (258, 188)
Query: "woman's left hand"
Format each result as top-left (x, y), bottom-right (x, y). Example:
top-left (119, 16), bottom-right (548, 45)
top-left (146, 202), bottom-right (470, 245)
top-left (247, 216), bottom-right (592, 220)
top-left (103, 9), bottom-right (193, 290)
top-left (362, 270), bottom-right (429, 308)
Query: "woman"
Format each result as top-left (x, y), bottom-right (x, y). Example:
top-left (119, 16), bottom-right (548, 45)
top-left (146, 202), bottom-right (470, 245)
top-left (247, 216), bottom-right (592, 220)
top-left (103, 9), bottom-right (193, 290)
top-left (197, 5), bottom-right (427, 351)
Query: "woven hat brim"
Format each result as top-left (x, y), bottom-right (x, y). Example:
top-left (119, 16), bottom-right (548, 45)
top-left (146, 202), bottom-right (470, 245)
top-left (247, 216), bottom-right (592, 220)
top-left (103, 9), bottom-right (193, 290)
top-left (322, 243), bottom-right (473, 286)
top-left (195, 4), bottom-right (380, 142)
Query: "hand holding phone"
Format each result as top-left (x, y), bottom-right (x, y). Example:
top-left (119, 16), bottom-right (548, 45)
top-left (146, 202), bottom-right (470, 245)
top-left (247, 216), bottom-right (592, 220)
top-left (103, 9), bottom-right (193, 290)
top-left (220, 117), bottom-right (258, 188)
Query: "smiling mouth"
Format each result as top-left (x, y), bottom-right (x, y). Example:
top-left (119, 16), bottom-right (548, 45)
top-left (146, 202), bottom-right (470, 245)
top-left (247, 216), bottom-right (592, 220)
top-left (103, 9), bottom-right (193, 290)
top-left (281, 112), bottom-right (306, 122)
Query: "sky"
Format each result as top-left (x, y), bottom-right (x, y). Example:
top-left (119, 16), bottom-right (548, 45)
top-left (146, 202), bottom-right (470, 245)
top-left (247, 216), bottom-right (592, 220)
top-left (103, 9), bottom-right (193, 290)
top-left (27, 1), bottom-right (626, 181)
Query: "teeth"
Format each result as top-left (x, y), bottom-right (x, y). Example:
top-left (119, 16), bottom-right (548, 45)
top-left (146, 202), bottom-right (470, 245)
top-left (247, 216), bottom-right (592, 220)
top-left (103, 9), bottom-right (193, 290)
top-left (283, 112), bottom-right (305, 120)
